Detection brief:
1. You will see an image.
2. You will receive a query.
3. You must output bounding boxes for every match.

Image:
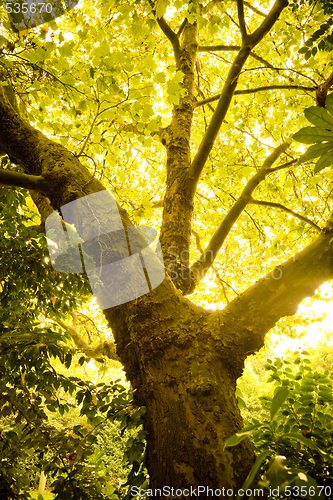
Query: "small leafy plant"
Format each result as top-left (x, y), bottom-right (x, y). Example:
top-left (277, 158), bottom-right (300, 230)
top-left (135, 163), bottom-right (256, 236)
top-left (225, 352), bottom-right (333, 499)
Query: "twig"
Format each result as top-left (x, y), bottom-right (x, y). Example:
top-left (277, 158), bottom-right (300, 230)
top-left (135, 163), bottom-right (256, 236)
top-left (195, 85), bottom-right (315, 107)
top-left (249, 199), bottom-right (321, 232)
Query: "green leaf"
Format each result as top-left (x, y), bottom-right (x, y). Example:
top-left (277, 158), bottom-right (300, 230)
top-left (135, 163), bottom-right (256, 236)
top-left (314, 150), bottom-right (333, 173)
top-left (237, 450), bottom-right (271, 499)
top-left (299, 142), bottom-right (333, 164)
top-left (264, 455), bottom-right (291, 489)
top-left (21, 51), bottom-right (37, 63)
top-left (298, 47), bottom-right (308, 54)
top-left (61, 74), bottom-right (76, 86)
top-left (271, 386), bottom-right (289, 421)
top-left (304, 106), bottom-right (333, 129)
top-left (78, 100), bottom-right (88, 112)
top-left (154, 72), bottom-right (166, 84)
top-left (283, 432), bottom-right (328, 456)
top-left (155, 0), bottom-right (170, 18)
top-left (224, 423), bottom-right (265, 448)
top-left (293, 127), bottom-right (333, 144)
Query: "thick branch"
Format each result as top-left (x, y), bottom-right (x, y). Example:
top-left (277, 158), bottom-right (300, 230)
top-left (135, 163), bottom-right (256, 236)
top-left (56, 318), bottom-right (120, 362)
top-left (219, 227), bottom-right (333, 362)
top-left (157, 17), bottom-right (181, 63)
top-left (247, 0), bottom-right (288, 46)
top-left (0, 84), bottom-right (121, 213)
top-left (195, 85), bottom-right (315, 107)
top-left (316, 71), bottom-right (333, 107)
top-left (249, 199), bottom-right (321, 232)
top-left (187, 143), bottom-right (290, 292)
top-left (237, 0), bottom-right (247, 40)
top-left (0, 168), bottom-right (50, 192)
top-left (188, 0), bottom-right (289, 194)
top-left (177, 18), bottom-right (187, 36)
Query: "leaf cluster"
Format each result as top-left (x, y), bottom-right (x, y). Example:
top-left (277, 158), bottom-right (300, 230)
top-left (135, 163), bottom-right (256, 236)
top-left (294, 94), bottom-right (333, 174)
top-left (226, 352), bottom-right (333, 499)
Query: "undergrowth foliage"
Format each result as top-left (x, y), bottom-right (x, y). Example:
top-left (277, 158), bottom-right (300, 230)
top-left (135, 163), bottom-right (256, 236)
top-left (0, 181), bottom-right (147, 499)
top-left (226, 352), bottom-right (333, 499)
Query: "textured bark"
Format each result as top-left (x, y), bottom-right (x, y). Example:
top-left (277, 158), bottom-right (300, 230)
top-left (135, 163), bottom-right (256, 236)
top-left (103, 278), bottom-right (256, 496)
top-left (159, 22), bottom-right (198, 292)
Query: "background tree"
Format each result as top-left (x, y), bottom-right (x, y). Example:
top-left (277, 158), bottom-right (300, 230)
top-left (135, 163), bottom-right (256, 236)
top-left (1, 0), bottom-right (333, 495)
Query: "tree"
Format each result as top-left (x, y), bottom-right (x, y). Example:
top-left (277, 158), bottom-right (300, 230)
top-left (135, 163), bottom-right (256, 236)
top-left (1, 0), bottom-right (333, 495)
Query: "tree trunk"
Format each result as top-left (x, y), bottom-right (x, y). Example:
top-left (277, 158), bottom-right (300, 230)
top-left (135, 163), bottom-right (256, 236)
top-left (104, 280), bottom-right (256, 496)
top-left (103, 226), bottom-right (333, 495)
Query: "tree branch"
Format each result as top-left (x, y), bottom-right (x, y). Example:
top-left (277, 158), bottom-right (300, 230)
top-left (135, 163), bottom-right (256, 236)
top-left (219, 228), bottom-right (333, 361)
top-left (198, 44), bottom-right (278, 71)
top-left (0, 84), bottom-right (121, 212)
top-left (268, 159), bottom-right (298, 172)
top-left (192, 229), bottom-right (231, 303)
top-left (177, 18), bottom-right (187, 36)
top-left (152, 199), bottom-right (164, 208)
top-left (147, 0), bottom-right (181, 65)
top-left (247, 0), bottom-right (288, 46)
top-left (249, 199), bottom-right (321, 232)
top-left (198, 45), bottom-right (241, 52)
top-left (198, 46), bottom-right (306, 84)
top-left (195, 85), bottom-right (315, 107)
top-left (237, 0), bottom-right (247, 41)
top-left (316, 71), bottom-right (333, 107)
top-left (232, 0), bottom-right (267, 17)
top-left (56, 318), bottom-right (120, 362)
top-left (200, 0), bottom-right (267, 17)
top-left (0, 168), bottom-right (50, 193)
top-left (187, 142), bottom-right (291, 292)
top-left (157, 17), bottom-right (181, 63)
top-left (187, 0), bottom-right (289, 194)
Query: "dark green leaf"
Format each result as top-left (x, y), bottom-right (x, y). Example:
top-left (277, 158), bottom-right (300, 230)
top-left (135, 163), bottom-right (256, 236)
top-left (299, 142), bottom-right (333, 164)
top-left (314, 150), bottom-right (333, 173)
top-left (293, 127), bottom-right (333, 144)
top-left (304, 106), bottom-right (333, 129)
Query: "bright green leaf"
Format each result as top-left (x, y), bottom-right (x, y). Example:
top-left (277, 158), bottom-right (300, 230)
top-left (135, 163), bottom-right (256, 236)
top-left (237, 451), bottom-right (272, 499)
top-left (224, 423), bottom-right (265, 448)
top-left (271, 386), bottom-right (289, 421)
